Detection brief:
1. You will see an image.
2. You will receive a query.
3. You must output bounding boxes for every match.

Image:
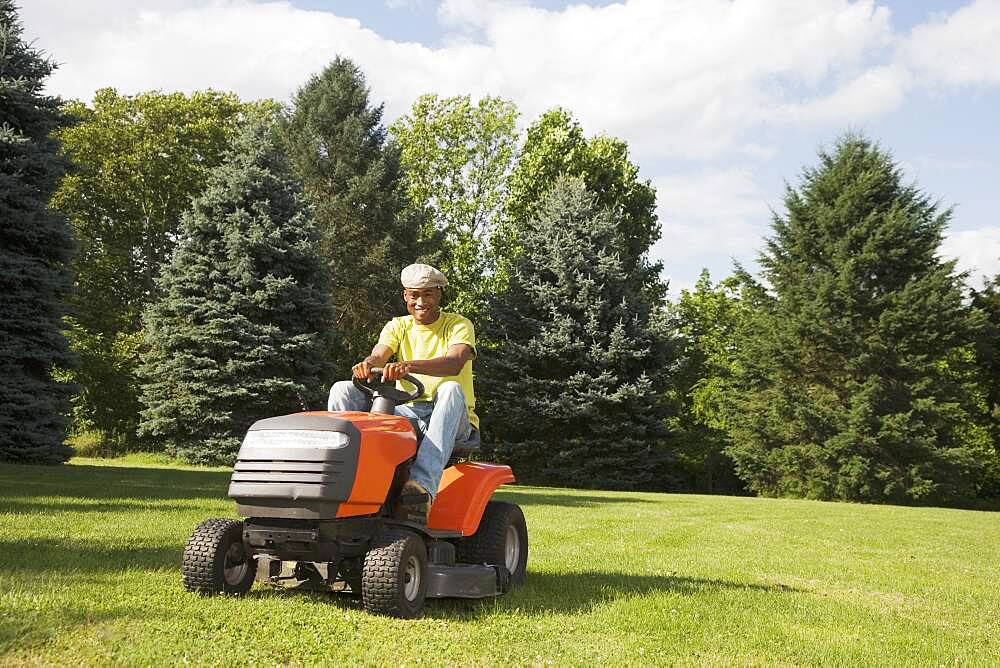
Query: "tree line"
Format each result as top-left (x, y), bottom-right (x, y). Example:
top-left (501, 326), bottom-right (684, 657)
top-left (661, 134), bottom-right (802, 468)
top-left (2, 2), bottom-right (998, 506)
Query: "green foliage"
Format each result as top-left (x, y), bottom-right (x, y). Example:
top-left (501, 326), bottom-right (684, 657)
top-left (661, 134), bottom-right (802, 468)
top-left (391, 93), bottom-right (519, 321)
top-left (970, 271), bottom-right (1000, 496)
top-left (501, 108), bottom-right (662, 299)
top-left (0, 1), bottom-right (75, 463)
top-left (60, 324), bottom-right (142, 452)
top-left (138, 118), bottom-right (335, 465)
top-left (50, 88), bottom-right (260, 448)
top-left (481, 177), bottom-right (677, 490)
top-left (666, 270), bottom-right (750, 493)
top-left (723, 134), bottom-right (989, 505)
top-left (283, 57), bottom-right (424, 372)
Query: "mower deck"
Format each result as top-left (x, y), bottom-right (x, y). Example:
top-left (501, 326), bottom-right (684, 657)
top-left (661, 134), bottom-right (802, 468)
top-left (257, 549), bottom-right (508, 599)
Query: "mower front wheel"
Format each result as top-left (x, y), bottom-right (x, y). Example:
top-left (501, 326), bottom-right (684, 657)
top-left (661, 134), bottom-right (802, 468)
top-left (361, 529), bottom-right (427, 618)
top-left (181, 518), bottom-right (257, 596)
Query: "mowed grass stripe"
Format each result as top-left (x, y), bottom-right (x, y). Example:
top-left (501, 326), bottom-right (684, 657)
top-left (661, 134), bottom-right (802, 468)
top-left (1, 456), bottom-right (997, 666)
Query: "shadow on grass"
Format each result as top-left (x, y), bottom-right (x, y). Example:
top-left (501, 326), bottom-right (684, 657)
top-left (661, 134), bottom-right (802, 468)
top-left (246, 568), bottom-right (800, 620)
top-left (0, 463), bottom-right (232, 501)
top-left (0, 537), bottom-right (180, 573)
top-left (424, 569), bottom-right (801, 618)
top-left (2, 463), bottom-right (652, 510)
top-left (494, 490), bottom-right (652, 508)
top-left (1, 534), bottom-right (802, 637)
top-left (0, 499), bottom-right (197, 514)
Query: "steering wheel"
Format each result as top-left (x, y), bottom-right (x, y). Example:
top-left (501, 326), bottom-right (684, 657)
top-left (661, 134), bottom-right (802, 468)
top-left (352, 367), bottom-right (425, 404)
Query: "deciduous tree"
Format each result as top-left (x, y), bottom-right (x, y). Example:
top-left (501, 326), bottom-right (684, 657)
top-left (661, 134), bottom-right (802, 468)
top-left (501, 108), bottom-right (661, 299)
top-left (391, 94), bottom-right (518, 321)
top-left (667, 270), bottom-right (754, 493)
top-left (970, 271), bottom-right (1000, 497)
top-left (51, 88), bottom-right (257, 448)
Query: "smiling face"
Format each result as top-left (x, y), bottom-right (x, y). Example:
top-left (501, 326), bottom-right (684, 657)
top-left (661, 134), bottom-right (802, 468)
top-left (403, 287), bottom-right (443, 325)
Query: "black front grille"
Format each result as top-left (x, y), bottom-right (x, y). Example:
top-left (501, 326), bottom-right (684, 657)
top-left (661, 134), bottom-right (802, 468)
top-left (232, 458), bottom-right (346, 485)
top-left (228, 454), bottom-right (353, 501)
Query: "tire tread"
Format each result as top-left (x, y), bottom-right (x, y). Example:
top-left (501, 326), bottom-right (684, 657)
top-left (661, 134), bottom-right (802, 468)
top-left (361, 529), bottom-right (425, 617)
top-left (181, 518), bottom-right (255, 595)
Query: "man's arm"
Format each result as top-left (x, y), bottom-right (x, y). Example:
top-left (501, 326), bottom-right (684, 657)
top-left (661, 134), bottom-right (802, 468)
top-left (351, 344), bottom-right (394, 380)
top-left (382, 344), bottom-right (473, 381)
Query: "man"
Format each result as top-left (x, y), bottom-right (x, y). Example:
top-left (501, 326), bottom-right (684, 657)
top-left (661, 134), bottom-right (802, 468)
top-left (327, 263), bottom-right (477, 523)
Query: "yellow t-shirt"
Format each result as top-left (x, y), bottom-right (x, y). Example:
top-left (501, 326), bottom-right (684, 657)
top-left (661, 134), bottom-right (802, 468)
top-left (377, 312), bottom-right (479, 428)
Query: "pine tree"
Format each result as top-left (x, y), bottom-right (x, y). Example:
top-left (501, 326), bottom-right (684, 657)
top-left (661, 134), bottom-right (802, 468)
top-left (282, 57), bottom-right (424, 373)
top-left (138, 118), bottom-right (335, 465)
top-left (480, 177), bottom-right (676, 490)
top-left (724, 134), bottom-right (987, 505)
top-left (0, 1), bottom-right (75, 463)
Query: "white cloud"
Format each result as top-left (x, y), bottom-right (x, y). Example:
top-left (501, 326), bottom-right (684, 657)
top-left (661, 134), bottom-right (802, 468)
top-left (433, 0), bottom-right (898, 159)
top-left (939, 227), bottom-right (1000, 285)
top-left (901, 0), bottom-right (1000, 87)
top-left (777, 64), bottom-right (910, 124)
top-left (17, 0), bottom-right (998, 293)
top-left (652, 168), bottom-right (772, 265)
top-left (20, 0), bottom-right (908, 161)
top-left (25, 1), bottom-right (433, 109)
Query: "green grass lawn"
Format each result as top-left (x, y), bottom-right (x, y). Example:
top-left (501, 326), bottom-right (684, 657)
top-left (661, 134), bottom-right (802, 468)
top-left (1, 456), bottom-right (998, 666)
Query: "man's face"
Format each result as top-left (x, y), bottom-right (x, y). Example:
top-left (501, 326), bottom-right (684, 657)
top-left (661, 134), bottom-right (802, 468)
top-left (403, 287), bottom-right (442, 324)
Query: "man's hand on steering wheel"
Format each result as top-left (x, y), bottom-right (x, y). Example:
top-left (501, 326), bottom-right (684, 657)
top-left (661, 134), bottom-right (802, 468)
top-left (351, 359), bottom-right (377, 381)
top-left (381, 361), bottom-right (412, 382)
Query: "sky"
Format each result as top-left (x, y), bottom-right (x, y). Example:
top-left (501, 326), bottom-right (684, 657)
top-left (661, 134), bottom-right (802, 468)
top-left (19, 0), bottom-right (1000, 296)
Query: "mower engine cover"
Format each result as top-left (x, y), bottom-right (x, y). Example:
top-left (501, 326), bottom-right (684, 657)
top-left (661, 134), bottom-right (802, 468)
top-left (228, 411), bottom-right (416, 520)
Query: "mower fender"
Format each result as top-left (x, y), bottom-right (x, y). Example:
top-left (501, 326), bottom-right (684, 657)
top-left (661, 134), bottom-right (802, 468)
top-left (428, 463), bottom-right (515, 535)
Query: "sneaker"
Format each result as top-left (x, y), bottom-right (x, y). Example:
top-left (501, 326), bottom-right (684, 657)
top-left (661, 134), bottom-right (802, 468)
top-left (394, 480), bottom-right (431, 524)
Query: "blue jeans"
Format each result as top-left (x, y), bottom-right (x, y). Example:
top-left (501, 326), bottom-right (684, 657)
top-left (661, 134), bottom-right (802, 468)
top-left (327, 380), bottom-right (472, 500)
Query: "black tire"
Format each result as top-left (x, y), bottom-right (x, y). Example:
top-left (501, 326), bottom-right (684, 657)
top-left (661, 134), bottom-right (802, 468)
top-left (181, 518), bottom-right (257, 596)
top-left (361, 530), bottom-right (427, 618)
top-left (456, 501), bottom-right (528, 587)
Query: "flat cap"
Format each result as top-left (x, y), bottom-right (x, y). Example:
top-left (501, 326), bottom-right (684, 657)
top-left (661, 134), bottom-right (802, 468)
top-left (401, 263), bottom-right (448, 289)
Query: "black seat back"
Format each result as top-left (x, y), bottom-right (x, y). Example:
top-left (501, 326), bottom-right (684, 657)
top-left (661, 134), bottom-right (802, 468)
top-left (450, 428), bottom-right (481, 460)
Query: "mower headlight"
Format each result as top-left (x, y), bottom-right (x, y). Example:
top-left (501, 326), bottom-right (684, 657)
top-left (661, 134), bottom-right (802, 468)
top-left (242, 429), bottom-right (350, 449)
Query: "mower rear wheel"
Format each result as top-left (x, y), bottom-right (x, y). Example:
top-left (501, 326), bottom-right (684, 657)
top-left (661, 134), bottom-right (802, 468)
top-left (361, 530), bottom-right (427, 618)
top-left (456, 501), bottom-right (528, 587)
top-left (181, 518), bottom-right (257, 595)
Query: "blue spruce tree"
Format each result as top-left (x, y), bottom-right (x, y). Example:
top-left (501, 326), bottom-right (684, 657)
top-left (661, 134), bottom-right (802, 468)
top-left (481, 177), bottom-right (676, 490)
top-left (138, 118), bottom-right (335, 464)
top-left (0, 1), bottom-right (75, 463)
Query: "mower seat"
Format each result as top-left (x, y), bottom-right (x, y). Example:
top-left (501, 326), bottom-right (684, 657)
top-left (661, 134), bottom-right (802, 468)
top-left (409, 421), bottom-right (480, 462)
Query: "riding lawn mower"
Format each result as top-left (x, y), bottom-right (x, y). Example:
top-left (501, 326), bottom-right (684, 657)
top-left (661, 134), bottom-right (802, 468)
top-left (180, 370), bottom-right (528, 618)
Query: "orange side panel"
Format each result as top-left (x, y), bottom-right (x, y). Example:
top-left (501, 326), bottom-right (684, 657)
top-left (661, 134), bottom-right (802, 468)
top-left (300, 411), bottom-right (418, 519)
top-left (428, 463), bottom-right (515, 535)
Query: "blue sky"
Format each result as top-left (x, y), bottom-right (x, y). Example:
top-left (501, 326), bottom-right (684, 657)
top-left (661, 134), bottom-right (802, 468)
top-left (23, 0), bottom-right (1000, 295)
